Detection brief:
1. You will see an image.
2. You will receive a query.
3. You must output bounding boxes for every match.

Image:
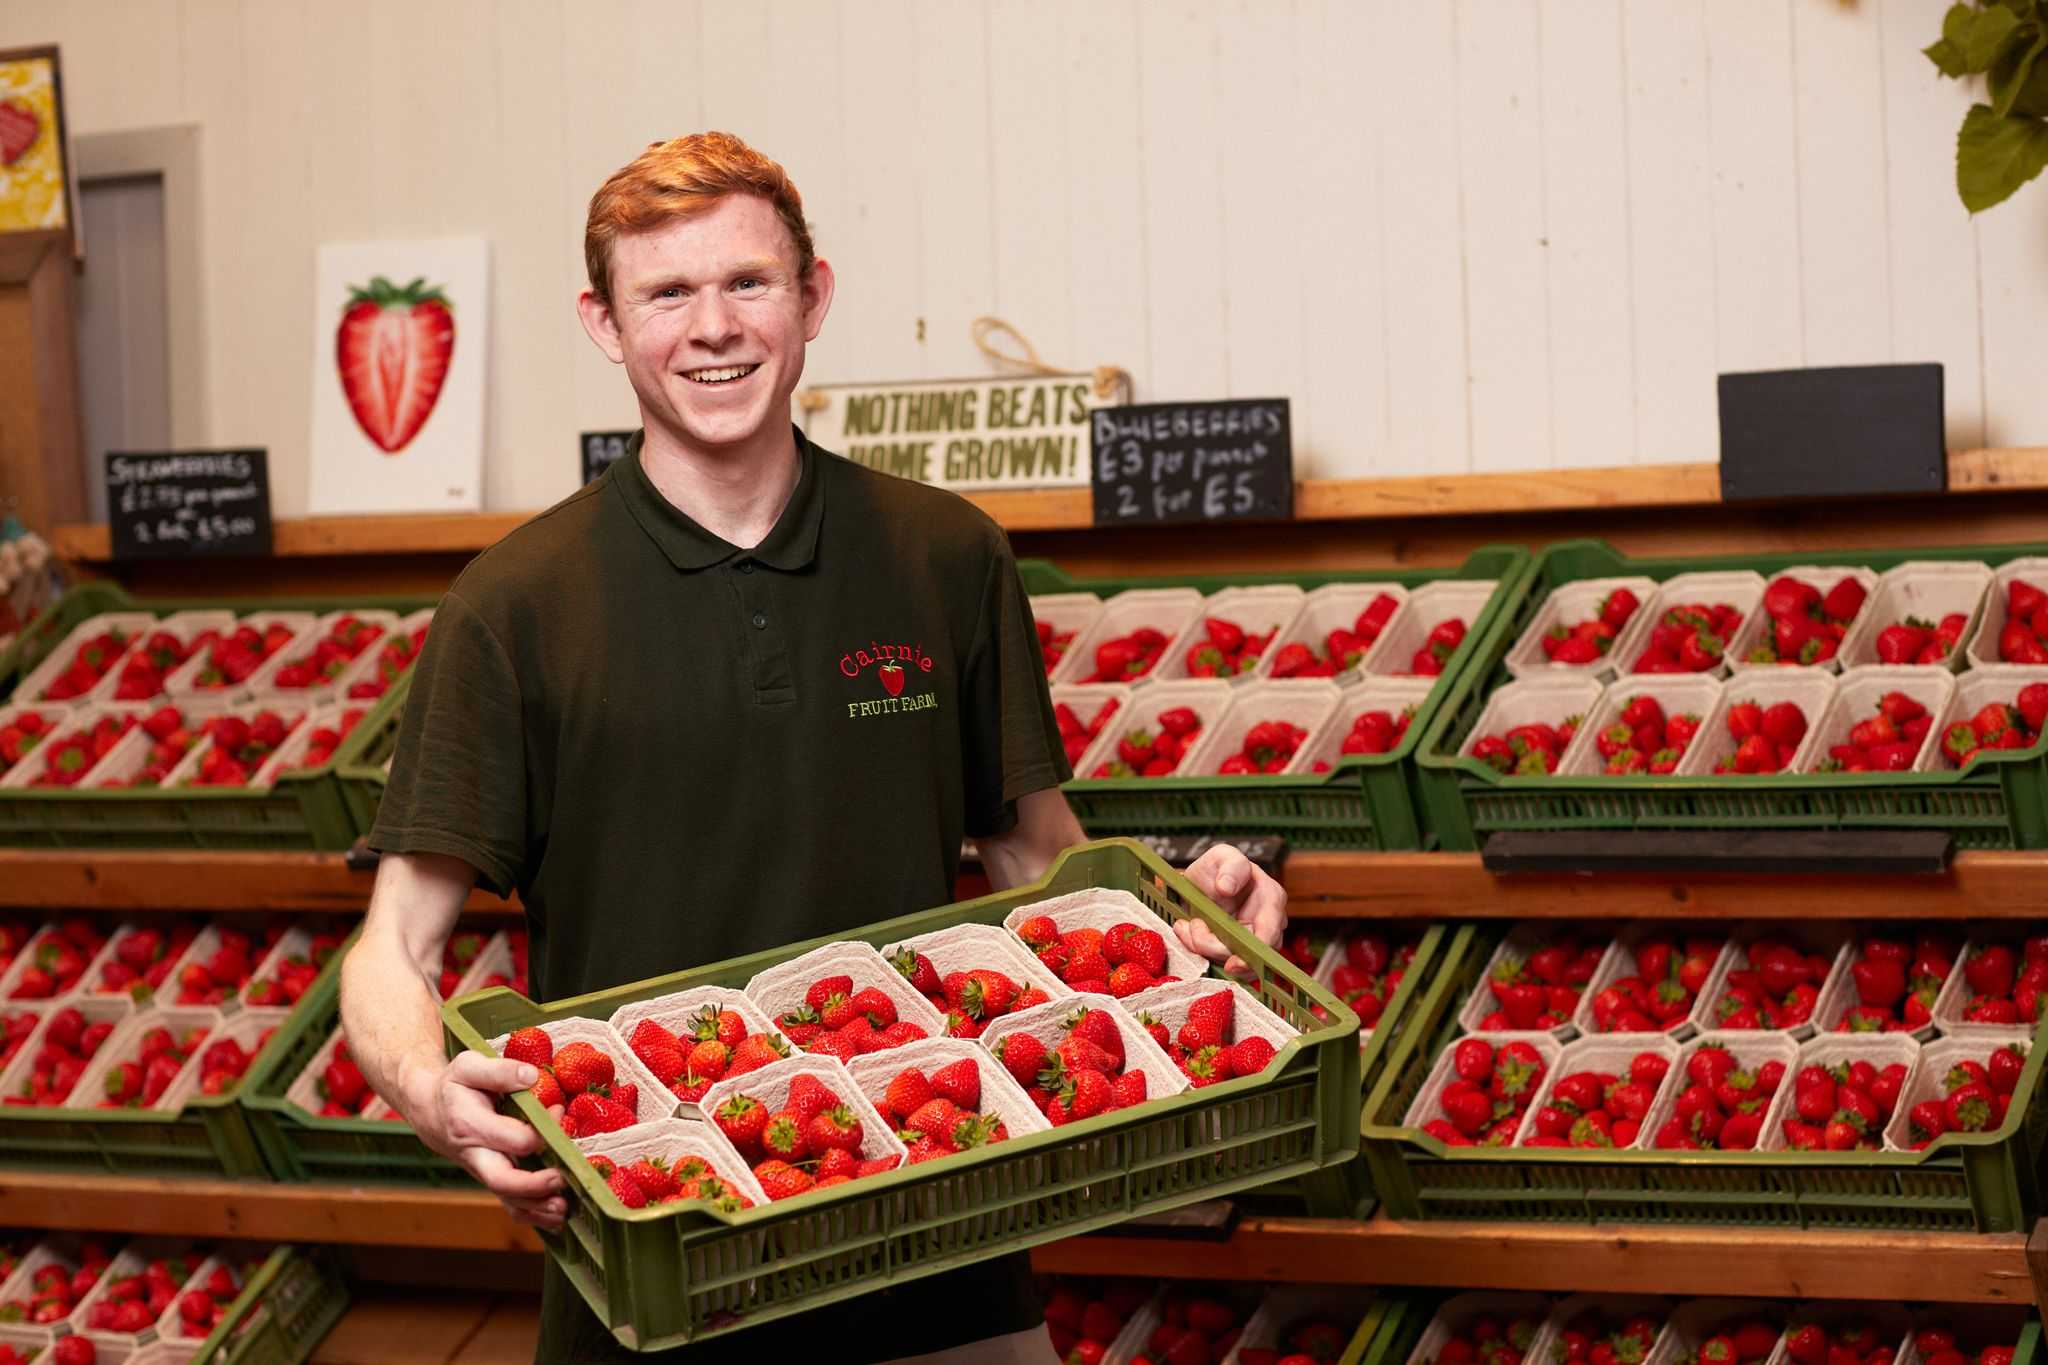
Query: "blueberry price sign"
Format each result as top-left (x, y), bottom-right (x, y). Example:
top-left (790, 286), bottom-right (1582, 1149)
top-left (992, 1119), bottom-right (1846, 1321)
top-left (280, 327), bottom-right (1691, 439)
top-left (1090, 398), bottom-right (1293, 526)
top-left (106, 449), bottom-right (273, 560)
top-left (581, 430), bottom-right (636, 485)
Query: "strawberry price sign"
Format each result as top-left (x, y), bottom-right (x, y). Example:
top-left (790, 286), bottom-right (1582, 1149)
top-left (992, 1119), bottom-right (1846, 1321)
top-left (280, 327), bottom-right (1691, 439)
top-left (104, 449), bottom-right (272, 560)
top-left (798, 375), bottom-right (1096, 492)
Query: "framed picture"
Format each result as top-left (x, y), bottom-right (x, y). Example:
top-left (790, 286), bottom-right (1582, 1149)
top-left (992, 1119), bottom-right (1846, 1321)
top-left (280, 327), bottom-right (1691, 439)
top-left (0, 45), bottom-right (78, 253)
top-left (307, 237), bottom-right (490, 515)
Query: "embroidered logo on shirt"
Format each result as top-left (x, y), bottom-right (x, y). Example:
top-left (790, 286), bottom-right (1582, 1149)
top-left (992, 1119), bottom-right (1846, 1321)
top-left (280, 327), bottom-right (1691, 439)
top-left (839, 639), bottom-right (940, 718)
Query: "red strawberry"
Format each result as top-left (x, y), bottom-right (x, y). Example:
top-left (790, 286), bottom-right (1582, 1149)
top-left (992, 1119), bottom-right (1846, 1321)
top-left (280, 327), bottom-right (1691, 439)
top-left (996, 1033), bottom-right (1049, 1089)
top-left (930, 1058), bottom-right (981, 1108)
top-left (882, 1067), bottom-right (933, 1120)
top-left (336, 275), bottom-right (458, 452)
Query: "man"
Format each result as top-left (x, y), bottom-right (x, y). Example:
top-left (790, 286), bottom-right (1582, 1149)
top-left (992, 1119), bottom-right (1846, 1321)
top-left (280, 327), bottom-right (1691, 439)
top-left (340, 131), bottom-right (1286, 1363)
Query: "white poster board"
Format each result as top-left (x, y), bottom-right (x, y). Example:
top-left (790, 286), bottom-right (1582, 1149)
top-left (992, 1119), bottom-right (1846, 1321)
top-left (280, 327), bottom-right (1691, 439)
top-left (308, 237), bottom-right (488, 514)
top-left (797, 375), bottom-right (1096, 492)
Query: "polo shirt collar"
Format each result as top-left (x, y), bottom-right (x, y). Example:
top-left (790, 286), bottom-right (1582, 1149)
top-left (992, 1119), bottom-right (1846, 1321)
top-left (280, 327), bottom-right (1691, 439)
top-left (612, 424), bottom-right (825, 572)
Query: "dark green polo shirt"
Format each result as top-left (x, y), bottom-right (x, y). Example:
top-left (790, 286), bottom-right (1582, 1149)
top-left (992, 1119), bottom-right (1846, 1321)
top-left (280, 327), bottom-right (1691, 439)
top-left (370, 427), bottom-right (1069, 1362)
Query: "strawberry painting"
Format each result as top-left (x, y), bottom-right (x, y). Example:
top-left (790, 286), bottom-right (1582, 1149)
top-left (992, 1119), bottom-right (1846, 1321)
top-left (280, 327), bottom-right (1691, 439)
top-left (335, 275), bottom-right (456, 453)
top-left (0, 99), bottom-right (39, 167)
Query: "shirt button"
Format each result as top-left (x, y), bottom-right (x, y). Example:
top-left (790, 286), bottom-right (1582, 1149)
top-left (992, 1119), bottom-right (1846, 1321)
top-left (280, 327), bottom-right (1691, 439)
top-left (737, 561), bottom-right (754, 574)
top-left (751, 612), bottom-right (767, 629)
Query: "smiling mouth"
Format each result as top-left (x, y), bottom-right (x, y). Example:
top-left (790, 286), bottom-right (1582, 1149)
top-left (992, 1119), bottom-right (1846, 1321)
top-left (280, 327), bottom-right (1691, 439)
top-left (682, 364), bottom-right (760, 385)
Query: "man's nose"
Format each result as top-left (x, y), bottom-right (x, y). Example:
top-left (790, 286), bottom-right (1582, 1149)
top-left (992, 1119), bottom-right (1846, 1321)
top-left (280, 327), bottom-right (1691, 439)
top-left (688, 290), bottom-right (739, 348)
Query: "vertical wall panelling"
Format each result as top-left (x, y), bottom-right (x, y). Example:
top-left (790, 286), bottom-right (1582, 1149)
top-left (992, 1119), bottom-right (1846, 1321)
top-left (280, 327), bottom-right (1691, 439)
top-left (1, 2), bottom-right (2046, 513)
top-left (1376, 0), bottom-right (1469, 476)
top-left (1704, 0), bottom-right (1804, 374)
top-left (491, 2), bottom-right (577, 510)
top-left (1976, 189), bottom-right (2048, 447)
top-left (1456, 0), bottom-right (1553, 472)
top-left (1876, 0), bottom-right (1985, 451)
top-left (1539, 0), bottom-right (1635, 469)
top-left (1295, 0), bottom-right (1389, 476)
top-left (833, 0), bottom-right (925, 383)
top-left (1136, 0), bottom-right (1229, 400)
top-left (1792, 0), bottom-right (1894, 369)
top-left (1057, 0), bottom-right (1148, 399)
top-left (986, 0), bottom-right (1076, 371)
top-left (1215, 1), bottom-right (1305, 455)
top-left (910, 1), bottom-right (997, 378)
top-left (1621, 0), bottom-right (1718, 465)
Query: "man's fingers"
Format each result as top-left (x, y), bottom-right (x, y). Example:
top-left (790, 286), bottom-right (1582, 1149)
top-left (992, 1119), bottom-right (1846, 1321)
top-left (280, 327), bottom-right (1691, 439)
top-left (447, 1049), bottom-right (541, 1096)
top-left (444, 1088), bottom-right (546, 1156)
top-left (1175, 916), bottom-right (1231, 965)
top-left (1238, 869), bottom-right (1289, 948)
top-left (463, 1146), bottom-right (564, 1200)
top-left (1184, 844), bottom-right (1252, 906)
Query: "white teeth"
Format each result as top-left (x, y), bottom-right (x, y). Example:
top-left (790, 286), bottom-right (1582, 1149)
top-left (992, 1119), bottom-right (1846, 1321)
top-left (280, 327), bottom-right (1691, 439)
top-left (685, 365), bottom-right (758, 383)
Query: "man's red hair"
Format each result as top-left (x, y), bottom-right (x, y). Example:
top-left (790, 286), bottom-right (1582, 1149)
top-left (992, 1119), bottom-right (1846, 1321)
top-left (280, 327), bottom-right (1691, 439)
top-left (583, 131), bottom-right (816, 305)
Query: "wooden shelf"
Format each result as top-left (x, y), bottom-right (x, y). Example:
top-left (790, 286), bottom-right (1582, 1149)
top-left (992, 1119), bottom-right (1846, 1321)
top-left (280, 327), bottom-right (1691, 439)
top-left (0, 849), bottom-right (512, 913)
top-left (48, 447), bottom-right (2048, 564)
top-left (5, 1173), bottom-right (2036, 1308)
top-left (2, 847), bottom-right (2044, 918)
top-left (0, 1173), bottom-right (540, 1252)
top-left (1029, 1215), bottom-right (2047, 1307)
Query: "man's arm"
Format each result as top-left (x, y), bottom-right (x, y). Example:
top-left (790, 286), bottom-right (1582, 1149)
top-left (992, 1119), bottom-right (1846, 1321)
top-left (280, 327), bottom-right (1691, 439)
top-left (975, 788), bottom-right (1087, 891)
top-left (973, 789), bottom-right (1287, 976)
top-left (340, 851), bottom-right (566, 1229)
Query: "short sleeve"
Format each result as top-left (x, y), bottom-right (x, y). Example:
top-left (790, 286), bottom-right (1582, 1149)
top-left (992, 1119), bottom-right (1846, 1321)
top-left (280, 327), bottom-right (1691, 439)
top-left (367, 590), bottom-right (529, 895)
top-left (959, 538), bottom-right (1072, 837)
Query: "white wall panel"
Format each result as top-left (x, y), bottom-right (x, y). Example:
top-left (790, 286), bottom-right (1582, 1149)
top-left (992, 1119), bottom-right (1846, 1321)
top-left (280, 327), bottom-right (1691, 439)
top-left (0, 0), bottom-right (2043, 514)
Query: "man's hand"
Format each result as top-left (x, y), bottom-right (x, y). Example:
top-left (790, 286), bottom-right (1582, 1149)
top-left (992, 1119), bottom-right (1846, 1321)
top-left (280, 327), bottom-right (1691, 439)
top-left (1177, 843), bottom-right (1288, 979)
top-left (402, 1051), bottom-right (567, 1230)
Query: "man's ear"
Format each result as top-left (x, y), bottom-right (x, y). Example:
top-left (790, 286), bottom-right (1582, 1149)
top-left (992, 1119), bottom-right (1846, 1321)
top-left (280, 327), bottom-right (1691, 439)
top-left (576, 289), bottom-right (627, 364)
top-left (800, 257), bottom-right (836, 343)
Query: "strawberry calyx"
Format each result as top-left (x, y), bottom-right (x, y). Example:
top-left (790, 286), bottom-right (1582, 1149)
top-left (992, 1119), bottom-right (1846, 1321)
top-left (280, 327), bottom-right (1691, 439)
top-left (345, 274), bottom-right (453, 312)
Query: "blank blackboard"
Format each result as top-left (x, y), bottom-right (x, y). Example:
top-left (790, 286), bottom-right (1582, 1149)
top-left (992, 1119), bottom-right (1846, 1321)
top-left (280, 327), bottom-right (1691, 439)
top-left (1091, 399), bottom-right (1293, 526)
top-left (1717, 364), bottom-right (1945, 502)
top-left (581, 430), bottom-right (635, 485)
top-left (106, 449), bottom-right (272, 560)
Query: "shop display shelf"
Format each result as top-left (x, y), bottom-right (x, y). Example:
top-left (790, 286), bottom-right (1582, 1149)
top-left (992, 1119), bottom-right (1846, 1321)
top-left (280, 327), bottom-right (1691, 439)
top-left (1358, 923), bottom-right (2048, 1231)
top-left (1415, 539), bottom-right (2048, 853)
top-left (0, 586), bottom-right (433, 852)
top-left (1024, 546), bottom-right (1534, 850)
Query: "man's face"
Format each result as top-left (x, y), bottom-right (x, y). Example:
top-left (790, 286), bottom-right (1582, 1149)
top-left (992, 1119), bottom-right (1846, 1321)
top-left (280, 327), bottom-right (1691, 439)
top-left (580, 193), bottom-right (833, 454)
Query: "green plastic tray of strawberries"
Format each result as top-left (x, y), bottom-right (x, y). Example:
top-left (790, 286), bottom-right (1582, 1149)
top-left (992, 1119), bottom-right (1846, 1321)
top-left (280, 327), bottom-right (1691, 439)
top-left (441, 837), bottom-right (1361, 1353)
top-left (0, 582), bottom-right (435, 851)
top-left (1023, 546), bottom-right (1534, 850)
top-left (1357, 921), bottom-right (2048, 1232)
top-left (182, 1244), bottom-right (352, 1365)
top-left (1413, 538), bottom-right (2048, 852)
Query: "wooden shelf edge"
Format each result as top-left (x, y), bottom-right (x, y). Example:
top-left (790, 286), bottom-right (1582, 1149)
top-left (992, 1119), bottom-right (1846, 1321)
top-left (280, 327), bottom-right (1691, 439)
top-left (1, 1175), bottom-right (2029, 1309)
top-left (0, 1174), bottom-right (541, 1252)
top-left (0, 849), bottom-right (515, 912)
top-left (51, 447), bottom-right (2048, 562)
top-left (1029, 1215), bottom-right (2038, 1305)
top-left (1, 846), bottom-right (2045, 917)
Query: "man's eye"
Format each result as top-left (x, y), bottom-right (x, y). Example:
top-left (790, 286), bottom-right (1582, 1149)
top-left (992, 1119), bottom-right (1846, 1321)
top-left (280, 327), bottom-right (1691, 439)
top-left (658, 287), bottom-right (685, 300)
top-left (735, 278), bottom-right (763, 292)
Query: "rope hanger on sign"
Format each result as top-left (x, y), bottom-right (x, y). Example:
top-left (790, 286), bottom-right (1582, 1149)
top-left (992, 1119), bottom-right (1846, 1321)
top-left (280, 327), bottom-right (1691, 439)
top-left (969, 316), bottom-right (1133, 406)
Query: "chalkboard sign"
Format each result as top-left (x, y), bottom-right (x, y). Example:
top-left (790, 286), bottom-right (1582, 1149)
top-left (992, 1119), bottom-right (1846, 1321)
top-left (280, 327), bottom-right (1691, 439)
top-left (581, 430), bottom-right (636, 484)
top-left (1090, 399), bottom-right (1292, 526)
top-left (1718, 364), bottom-right (1945, 502)
top-left (106, 449), bottom-right (272, 560)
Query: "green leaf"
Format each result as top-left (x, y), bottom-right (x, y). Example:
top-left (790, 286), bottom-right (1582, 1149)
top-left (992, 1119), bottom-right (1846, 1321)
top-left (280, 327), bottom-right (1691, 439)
top-left (1926, 36), bottom-right (1970, 76)
top-left (1948, 3), bottom-right (2025, 72)
top-left (1956, 102), bottom-right (2048, 211)
top-left (1990, 24), bottom-right (2048, 113)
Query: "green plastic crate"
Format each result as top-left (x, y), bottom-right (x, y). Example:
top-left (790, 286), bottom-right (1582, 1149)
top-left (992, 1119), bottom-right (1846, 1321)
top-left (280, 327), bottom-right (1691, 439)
top-left (443, 837), bottom-right (1360, 1353)
top-left (0, 584), bottom-right (432, 850)
top-left (0, 1012), bottom-right (279, 1181)
top-left (1341, 1290), bottom-right (1431, 1365)
top-left (186, 1245), bottom-right (351, 1365)
top-left (1359, 922), bottom-right (2048, 1231)
top-left (236, 929), bottom-right (466, 1186)
top-left (0, 583), bottom-right (131, 700)
top-left (1026, 546), bottom-right (1534, 850)
top-left (333, 669), bottom-right (411, 840)
top-left (1414, 538), bottom-right (2048, 852)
